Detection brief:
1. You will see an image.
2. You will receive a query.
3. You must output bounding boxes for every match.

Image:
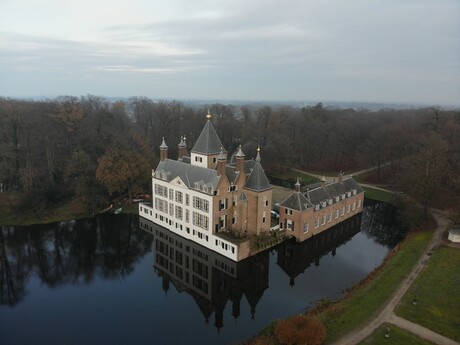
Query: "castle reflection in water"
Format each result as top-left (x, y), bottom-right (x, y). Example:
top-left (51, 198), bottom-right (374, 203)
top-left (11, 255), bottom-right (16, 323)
top-left (139, 213), bottom-right (362, 331)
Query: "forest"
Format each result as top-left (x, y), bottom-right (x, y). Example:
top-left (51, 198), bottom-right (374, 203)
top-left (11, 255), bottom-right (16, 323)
top-left (0, 96), bottom-right (459, 221)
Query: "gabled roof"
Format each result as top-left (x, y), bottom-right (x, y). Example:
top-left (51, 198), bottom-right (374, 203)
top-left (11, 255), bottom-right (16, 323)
top-left (281, 192), bottom-right (312, 211)
top-left (154, 159), bottom-right (220, 189)
top-left (191, 120), bottom-right (225, 155)
top-left (305, 178), bottom-right (363, 206)
top-left (244, 162), bottom-right (272, 192)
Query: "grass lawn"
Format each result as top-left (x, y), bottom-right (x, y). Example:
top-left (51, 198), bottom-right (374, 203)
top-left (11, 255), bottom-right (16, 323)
top-left (269, 169), bottom-right (319, 185)
top-left (360, 323), bottom-right (434, 345)
top-left (319, 229), bottom-right (433, 344)
top-left (363, 186), bottom-right (395, 203)
top-left (395, 246), bottom-right (460, 342)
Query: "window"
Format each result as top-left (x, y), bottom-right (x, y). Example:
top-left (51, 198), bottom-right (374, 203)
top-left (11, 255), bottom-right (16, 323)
top-left (155, 198), bottom-right (168, 213)
top-left (232, 196), bottom-right (237, 206)
top-left (321, 215), bottom-right (326, 225)
top-left (314, 218), bottom-right (319, 228)
top-left (185, 210), bottom-right (189, 223)
top-left (303, 223), bottom-right (309, 233)
top-left (262, 211), bottom-right (266, 223)
top-left (341, 207), bottom-right (345, 216)
top-left (263, 196), bottom-right (268, 206)
top-left (175, 206), bottom-right (183, 220)
top-left (175, 191), bottom-right (183, 203)
top-left (352, 202), bottom-right (356, 211)
top-left (193, 196), bottom-right (209, 212)
top-left (357, 200), bottom-right (361, 209)
top-left (335, 210), bottom-right (339, 219)
top-left (193, 212), bottom-right (209, 230)
top-left (219, 198), bottom-right (227, 211)
top-left (327, 213), bottom-right (332, 222)
top-left (154, 184), bottom-right (168, 197)
top-left (169, 189), bottom-right (174, 200)
top-left (347, 205), bottom-right (351, 213)
top-left (185, 194), bottom-right (189, 206)
top-left (169, 203), bottom-right (174, 216)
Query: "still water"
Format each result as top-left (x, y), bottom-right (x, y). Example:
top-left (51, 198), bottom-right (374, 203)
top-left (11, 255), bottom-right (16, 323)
top-left (0, 200), bottom-right (404, 345)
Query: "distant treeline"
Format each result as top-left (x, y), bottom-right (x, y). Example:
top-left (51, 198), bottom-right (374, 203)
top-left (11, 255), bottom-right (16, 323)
top-left (0, 95), bottom-right (459, 214)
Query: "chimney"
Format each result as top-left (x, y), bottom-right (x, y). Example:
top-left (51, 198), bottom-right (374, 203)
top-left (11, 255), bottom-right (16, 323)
top-left (235, 145), bottom-right (245, 173)
top-left (160, 137), bottom-right (168, 161)
top-left (217, 148), bottom-right (226, 176)
top-left (178, 136), bottom-right (186, 159)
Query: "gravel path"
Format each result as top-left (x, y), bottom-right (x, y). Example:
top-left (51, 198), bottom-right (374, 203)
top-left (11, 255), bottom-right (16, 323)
top-left (332, 210), bottom-right (459, 345)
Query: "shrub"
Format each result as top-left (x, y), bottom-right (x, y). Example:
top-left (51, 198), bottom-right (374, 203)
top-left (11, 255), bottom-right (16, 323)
top-left (275, 315), bottom-right (326, 345)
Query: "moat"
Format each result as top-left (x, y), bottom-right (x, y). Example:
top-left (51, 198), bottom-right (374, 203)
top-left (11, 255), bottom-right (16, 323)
top-left (0, 200), bottom-right (406, 345)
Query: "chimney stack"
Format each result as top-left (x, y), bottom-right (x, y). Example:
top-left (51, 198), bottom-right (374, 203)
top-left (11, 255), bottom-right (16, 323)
top-left (178, 136), bottom-right (186, 159)
top-left (235, 145), bottom-right (245, 173)
top-left (295, 178), bottom-right (301, 192)
top-left (217, 148), bottom-right (226, 176)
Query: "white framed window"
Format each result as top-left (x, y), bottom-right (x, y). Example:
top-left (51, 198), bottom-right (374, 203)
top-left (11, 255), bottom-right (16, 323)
top-left (193, 196), bottom-right (209, 212)
top-left (335, 210), bottom-right (339, 219)
top-left (175, 206), bottom-right (183, 220)
top-left (327, 213), bottom-right (332, 222)
top-left (347, 205), bottom-right (351, 213)
top-left (321, 215), bottom-right (326, 225)
top-left (193, 212), bottom-right (209, 230)
top-left (352, 202), bottom-right (356, 211)
top-left (357, 200), bottom-right (361, 208)
top-left (341, 207), bottom-right (345, 216)
top-left (175, 191), bottom-right (183, 203)
top-left (303, 223), bottom-right (309, 233)
top-left (315, 218), bottom-right (319, 228)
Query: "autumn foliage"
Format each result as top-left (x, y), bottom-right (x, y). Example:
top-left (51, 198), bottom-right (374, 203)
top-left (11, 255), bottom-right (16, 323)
top-left (274, 315), bottom-right (326, 345)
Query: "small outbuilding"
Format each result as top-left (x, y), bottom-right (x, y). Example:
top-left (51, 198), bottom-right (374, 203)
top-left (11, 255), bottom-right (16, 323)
top-left (448, 225), bottom-right (460, 243)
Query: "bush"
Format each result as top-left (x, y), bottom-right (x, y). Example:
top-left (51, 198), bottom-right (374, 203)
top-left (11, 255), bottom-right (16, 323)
top-left (275, 315), bottom-right (326, 345)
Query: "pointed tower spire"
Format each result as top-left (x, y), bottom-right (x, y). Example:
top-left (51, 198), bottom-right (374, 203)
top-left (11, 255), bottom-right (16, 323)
top-left (178, 135), bottom-right (187, 159)
top-left (160, 137), bottom-right (168, 161)
top-left (255, 146), bottom-right (261, 162)
top-left (207, 109), bottom-right (212, 120)
top-left (236, 145), bottom-right (245, 173)
top-left (217, 147), bottom-right (226, 176)
top-left (295, 177), bottom-right (301, 192)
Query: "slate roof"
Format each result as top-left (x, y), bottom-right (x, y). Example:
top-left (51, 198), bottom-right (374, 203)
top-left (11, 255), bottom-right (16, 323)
top-left (191, 120), bottom-right (225, 155)
top-left (154, 159), bottom-right (220, 189)
top-left (226, 159), bottom-right (257, 184)
top-left (244, 162), bottom-right (272, 192)
top-left (281, 177), bottom-right (363, 211)
top-left (281, 192), bottom-right (312, 211)
top-left (305, 178), bottom-right (363, 206)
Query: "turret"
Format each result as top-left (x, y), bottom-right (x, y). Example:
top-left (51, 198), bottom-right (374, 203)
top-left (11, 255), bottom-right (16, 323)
top-left (217, 148), bottom-right (226, 177)
top-left (178, 136), bottom-right (187, 159)
top-left (160, 137), bottom-right (168, 161)
top-left (235, 145), bottom-right (245, 173)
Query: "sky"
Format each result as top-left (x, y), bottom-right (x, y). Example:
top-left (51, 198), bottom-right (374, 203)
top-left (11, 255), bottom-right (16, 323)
top-left (1, 0), bottom-right (459, 105)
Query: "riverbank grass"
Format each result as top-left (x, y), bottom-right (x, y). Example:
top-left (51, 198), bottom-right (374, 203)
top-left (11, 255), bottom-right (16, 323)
top-left (269, 169), bottom-right (319, 185)
top-left (363, 186), bottom-right (394, 203)
top-left (395, 246), bottom-right (460, 342)
top-left (359, 323), bottom-right (434, 345)
top-left (319, 229), bottom-right (433, 344)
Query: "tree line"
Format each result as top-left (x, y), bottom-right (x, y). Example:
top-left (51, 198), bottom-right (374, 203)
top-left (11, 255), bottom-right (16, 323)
top-left (0, 95), bottom-right (459, 215)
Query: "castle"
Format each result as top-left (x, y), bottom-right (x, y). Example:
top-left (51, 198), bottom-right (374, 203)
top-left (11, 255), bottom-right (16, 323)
top-left (139, 111), bottom-right (365, 261)
top-left (139, 111), bottom-right (273, 261)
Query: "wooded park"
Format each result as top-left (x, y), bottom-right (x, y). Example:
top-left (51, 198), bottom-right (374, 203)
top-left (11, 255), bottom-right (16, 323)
top-left (0, 96), bottom-right (459, 223)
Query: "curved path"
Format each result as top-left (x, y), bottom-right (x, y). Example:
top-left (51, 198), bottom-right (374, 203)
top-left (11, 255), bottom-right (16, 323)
top-left (332, 210), bottom-right (459, 345)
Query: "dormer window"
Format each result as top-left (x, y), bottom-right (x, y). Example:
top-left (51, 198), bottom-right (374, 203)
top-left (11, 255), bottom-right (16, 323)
top-left (352, 189), bottom-right (357, 195)
top-left (341, 194), bottom-right (345, 200)
top-left (335, 196), bottom-right (340, 202)
top-left (327, 198), bottom-right (332, 205)
top-left (315, 204), bottom-right (320, 211)
top-left (347, 191), bottom-right (351, 198)
top-left (320, 201), bottom-right (326, 208)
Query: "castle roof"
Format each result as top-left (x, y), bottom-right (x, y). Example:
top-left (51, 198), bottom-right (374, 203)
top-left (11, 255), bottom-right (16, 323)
top-left (281, 192), bottom-right (312, 211)
top-left (305, 178), bottom-right (363, 206)
top-left (191, 120), bottom-right (225, 155)
top-left (154, 159), bottom-right (220, 189)
top-left (244, 162), bottom-right (272, 192)
top-left (226, 159), bottom-right (257, 184)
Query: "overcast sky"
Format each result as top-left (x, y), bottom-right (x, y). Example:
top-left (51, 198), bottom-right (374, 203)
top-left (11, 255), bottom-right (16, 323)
top-left (1, 0), bottom-right (459, 105)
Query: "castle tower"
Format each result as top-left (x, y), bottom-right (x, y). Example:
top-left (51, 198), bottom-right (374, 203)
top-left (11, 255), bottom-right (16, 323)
top-left (243, 147), bottom-right (273, 235)
top-left (235, 145), bottom-right (245, 173)
top-left (191, 110), bottom-right (226, 169)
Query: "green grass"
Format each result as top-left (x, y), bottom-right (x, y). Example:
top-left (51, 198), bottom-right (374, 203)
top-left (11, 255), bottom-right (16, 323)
top-left (360, 323), bottom-right (434, 345)
top-left (363, 186), bottom-right (395, 203)
top-left (395, 247), bottom-right (460, 342)
top-left (269, 169), bottom-right (319, 185)
top-left (319, 229), bottom-right (433, 344)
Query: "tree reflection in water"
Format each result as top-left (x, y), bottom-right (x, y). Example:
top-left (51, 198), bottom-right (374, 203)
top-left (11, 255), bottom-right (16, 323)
top-left (0, 214), bottom-right (152, 307)
top-left (361, 199), bottom-right (408, 248)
